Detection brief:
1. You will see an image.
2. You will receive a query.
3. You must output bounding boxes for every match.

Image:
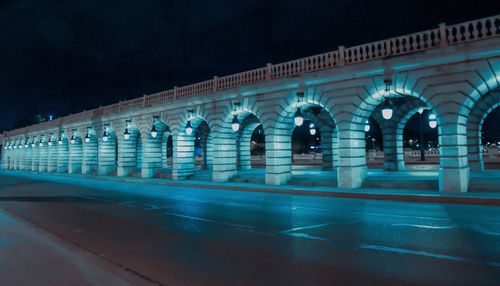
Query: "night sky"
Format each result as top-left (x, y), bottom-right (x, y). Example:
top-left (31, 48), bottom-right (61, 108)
top-left (1, 0), bottom-right (499, 137)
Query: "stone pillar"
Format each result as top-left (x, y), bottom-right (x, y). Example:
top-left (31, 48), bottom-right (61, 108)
top-left (212, 129), bottom-right (237, 182)
top-left (31, 145), bottom-right (40, 171)
top-left (98, 135), bottom-right (117, 175)
top-left (38, 141), bottom-right (48, 172)
top-left (141, 132), bottom-right (162, 178)
top-left (439, 122), bottom-right (469, 193)
top-left (68, 138), bottom-right (82, 174)
top-left (337, 126), bottom-right (367, 189)
top-left (467, 132), bottom-right (483, 172)
top-left (47, 141), bottom-right (58, 172)
top-left (320, 126), bottom-right (334, 170)
top-left (332, 128), bottom-right (339, 169)
top-left (82, 136), bottom-right (98, 175)
top-left (265, 131), bottom-right (292, 185)
top-left (238, 129), bottom-right (253, 171)
top-left (172, 133), bottom-right (195, 180)
top-left (57, 140), bottom-right (69, 173)
top-left (117, 132), bottom-right (140, 177)
top-left (381, 124), bottom-right (405, 171)
top-left (25, 145), bottom-right (33, 171)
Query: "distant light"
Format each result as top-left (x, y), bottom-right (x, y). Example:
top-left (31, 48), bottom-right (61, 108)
top-left (48, 115), bottom-right (54, 121)
top-left (418, 108), bottom-right (424, 114)
top-left (294, 108), bottom-right (304, 126)
top-left (309, 123), bottom-right (316, 135)
top-left (364, 120), bottom-right (370, 132)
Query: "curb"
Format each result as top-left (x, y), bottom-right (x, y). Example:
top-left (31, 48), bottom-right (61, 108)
top-left (2, 171), bottom-right (500, 206)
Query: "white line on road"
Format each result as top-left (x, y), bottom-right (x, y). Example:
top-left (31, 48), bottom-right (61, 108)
top-left (163, 211), bottom-right (256, 230)
top-left (358, 243), bottom-right (500, 268)
top-left (391, 223), bottom-right (458, 230)
top-left (282, 223), bottom-right (332, 233)
top-left (471, 224), bottom-right (500, 236)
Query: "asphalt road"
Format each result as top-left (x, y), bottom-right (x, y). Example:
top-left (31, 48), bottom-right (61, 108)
top-left (0, 172), bottom-right (499, 285)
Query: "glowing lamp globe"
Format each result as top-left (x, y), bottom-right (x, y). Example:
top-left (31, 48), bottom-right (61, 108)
top-left (294, 108), bottom-right (304, 126)
top-left (150, 125), bottom-right (158, 138)
top-left (124, 129), bottom-right (130, 140)
top-left (231, 115), bottom-right (240, 132)
top-left (102, 132), bottom-right (109, 142)
top-left (185, 121), bottom-right (193, 135)
top-left (364, 120), bottom-right (370, 132)
top-left (428, 113), bottom-right (437, 129)
top-left (309, 123), bottom-right (316, 135)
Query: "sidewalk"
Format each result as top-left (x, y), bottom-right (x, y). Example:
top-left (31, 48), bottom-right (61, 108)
top-left (0, 209), bottom-right (155, 286)
top-left (2, 170), bottom-right (500, 206)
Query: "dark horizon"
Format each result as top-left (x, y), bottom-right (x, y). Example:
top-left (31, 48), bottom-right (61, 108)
top-left (1, 0), bottom-right (499, 134)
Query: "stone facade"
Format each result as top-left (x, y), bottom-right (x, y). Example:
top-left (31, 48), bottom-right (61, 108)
top-left (2, 16), bottom-right (500, 193)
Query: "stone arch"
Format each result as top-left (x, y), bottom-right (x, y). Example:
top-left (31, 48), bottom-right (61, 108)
top-left (211, 97), bottom-right (266, 182)
top-left (172, 107), bottom-right (213, 180)
top-left (467, 89), bottom-right (500, 171)
top-left (137, 115), bottom-right (171, 178)
top-left (265, 87), bottom-right (338, 185)
top-left (369, 96), bottom-right (432, 171)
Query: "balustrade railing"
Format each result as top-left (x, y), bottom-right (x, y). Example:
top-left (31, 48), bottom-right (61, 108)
top-left (4, 15), bottom-right (499, 137)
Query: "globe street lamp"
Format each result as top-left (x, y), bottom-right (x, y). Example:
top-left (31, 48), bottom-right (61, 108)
top-left (428, 113), bottom-right (437, 128)
top-left (364, 119), bottom-right (370, 132)
top-left (150, 115), bottom-right (159, 138)
top-left (381, 99), bottom-right (393, 120)
top-left (294, 108), bottom-right (304, 126)
top-left (309, 123), bottom-right (317, 135)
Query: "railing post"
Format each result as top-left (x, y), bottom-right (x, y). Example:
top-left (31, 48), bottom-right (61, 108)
top-left (118, 101), bottom-right (122, 112)
top-left (173, 86), bottom-right (177, 101)
top-left (266, 63), bottom-right (273, 80)
top-left (213, 76), bottom-right (218, 92)
top-left (143, 94), bottom-right (147, 107)
top-left (338, 46), bottom-right (345, 66)
top-left (439, 23), bottom-right (448, 48)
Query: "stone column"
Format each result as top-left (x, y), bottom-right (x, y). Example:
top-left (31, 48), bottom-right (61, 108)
top-left (141, 132), bottom-right (162, 178)
top-left (25, 145), bottom-right (33, 171)
top-left (47, 141), bottom-right (58, 172)
top-left (68, 138), bottom-right (83, 174)
top-left (161, 133), bottom-right (171, 169)
top-left (117, 132), bottom-right (140, 177)
top-left (82, 136), bottom-right (98, 175)
top-left (172, 133), bottom-right (195, 180)
top-left (38, 141), bottom-right (48, 172)
top-left (265, 131), bottom-right (292, 185)
top-left (31, 144), bottom-right (40, 171)
top-left (57, 139), bottom-right (69, 173)
top-left (98, 135), bottom-right (117, 175)
top-left (380, 124), bottom-right (405, 171)
top-left (337, 124), bottom-right (367, 189)
top-left (212, 129), bottom-right (237, 182)
top-left (439, 119), bottom-right (469, 193)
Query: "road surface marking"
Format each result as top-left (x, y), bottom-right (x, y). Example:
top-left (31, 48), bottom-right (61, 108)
top-left (356, 211), bottom-right (450, 221)
top-left (283, 232), bottom-right (328, 241)
top-left (471, 224), bottom-right (500, 236)
top-left (358, 243), bottom-right (500, 268)
top-left (163, 211), bottom-right (256, 230)
top-left (281, 219), bottom-right (359, 233)
top-left (391, 223), bottom-right (458, 230)
top-left (282, 223), bottom-right (332, 233)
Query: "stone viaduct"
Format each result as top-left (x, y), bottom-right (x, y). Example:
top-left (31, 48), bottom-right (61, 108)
top-left (1, 15), bottom-right (499, 193)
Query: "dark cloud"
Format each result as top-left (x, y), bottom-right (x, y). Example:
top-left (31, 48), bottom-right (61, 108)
top-left (0, 0), bottom-right (498, 132)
